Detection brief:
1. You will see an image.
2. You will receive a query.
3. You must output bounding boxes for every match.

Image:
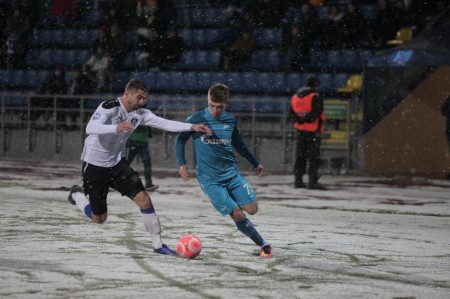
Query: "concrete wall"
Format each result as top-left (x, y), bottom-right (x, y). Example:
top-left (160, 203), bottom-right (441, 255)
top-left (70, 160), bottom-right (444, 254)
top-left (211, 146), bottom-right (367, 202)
top-left (365, 66), bottom-right (450, 178)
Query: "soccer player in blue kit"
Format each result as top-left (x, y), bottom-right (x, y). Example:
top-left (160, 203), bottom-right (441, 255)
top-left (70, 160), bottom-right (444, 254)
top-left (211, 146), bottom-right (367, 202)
top-left (175, 83), bottom-right (272, 258)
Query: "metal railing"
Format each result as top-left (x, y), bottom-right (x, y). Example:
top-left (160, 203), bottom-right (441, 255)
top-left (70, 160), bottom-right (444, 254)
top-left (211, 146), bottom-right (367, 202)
top-left (0, 92), bottom-right (356, 173)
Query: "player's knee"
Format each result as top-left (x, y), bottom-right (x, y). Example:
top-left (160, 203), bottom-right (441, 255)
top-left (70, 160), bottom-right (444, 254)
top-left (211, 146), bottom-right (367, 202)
top-left (92, 214), bottom-right (107, 223)
top-left (229, 208), bottom-right (245, 222)
top-left (243, 202), bottom-right (258, 215)
top-left (134, 191), bottom-right (152, 209)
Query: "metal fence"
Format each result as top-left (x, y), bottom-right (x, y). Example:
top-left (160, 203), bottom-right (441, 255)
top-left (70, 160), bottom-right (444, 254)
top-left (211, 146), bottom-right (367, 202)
top-left (0, 92), bottom-right (357, 174)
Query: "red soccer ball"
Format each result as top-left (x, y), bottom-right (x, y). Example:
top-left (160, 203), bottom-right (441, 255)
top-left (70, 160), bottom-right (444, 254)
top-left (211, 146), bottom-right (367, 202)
top-left (177, 234), bottom-right (202, 259)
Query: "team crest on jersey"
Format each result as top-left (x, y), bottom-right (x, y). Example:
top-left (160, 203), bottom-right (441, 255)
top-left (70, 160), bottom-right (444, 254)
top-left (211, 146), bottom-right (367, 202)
top-left (92, 112), bottom-right (101, 120)
top-left (129, 117), bottom-right (139, 125)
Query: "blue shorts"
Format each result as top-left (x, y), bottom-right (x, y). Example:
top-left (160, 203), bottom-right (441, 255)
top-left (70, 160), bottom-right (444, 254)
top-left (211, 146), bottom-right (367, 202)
top-left (198, 174), bottom-right (257, 216)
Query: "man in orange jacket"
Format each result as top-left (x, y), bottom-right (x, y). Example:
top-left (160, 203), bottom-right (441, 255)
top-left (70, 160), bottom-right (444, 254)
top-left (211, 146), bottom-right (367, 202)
top-left (290, 76), bottom-right (327, 190)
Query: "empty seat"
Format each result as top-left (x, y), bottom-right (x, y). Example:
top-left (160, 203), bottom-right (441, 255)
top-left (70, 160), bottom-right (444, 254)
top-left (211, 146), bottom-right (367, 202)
top-left (337, 74), bottom-right (363, 93)
top-left (250, 50), bottom-right (281, 70)
top-left (253, 28), bottom-right (282, 48)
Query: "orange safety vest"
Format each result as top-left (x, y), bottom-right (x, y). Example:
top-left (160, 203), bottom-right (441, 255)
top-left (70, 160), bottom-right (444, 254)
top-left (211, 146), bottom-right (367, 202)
top-left (291, 92), bottom-right (325, 133)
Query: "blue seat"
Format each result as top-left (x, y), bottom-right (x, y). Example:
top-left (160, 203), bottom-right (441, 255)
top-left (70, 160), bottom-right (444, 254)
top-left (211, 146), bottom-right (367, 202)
top-left (225, 72), bottom-right (242, 92)
top-left (191, 29), bottom-right (207, 48)
top-left (77, 10), bottom-right (102, 28)
top-left (333, 73), bottom-right (350, 92)
top-left (197, 72), bottom-right (212, 90)
top-left (315, 6), bottom-right (332, 21)
top-left (114, 71), bottom-right (131, 90)
top-left (169, 72), bottom-right (184, 91)
top-left (37, 49), bottom-right (53, 68)
top-left (253, 28), bottom-right (282, 48)
top-left (263, 72), bottom-right (287, 93)
top-left (183, 72), bottom-right (198, 91)
top-left (178, 29), bottom-right (193, 47)
top-left (11, 70), bottom-right (27, 89)
top-left (340, 49), bottom-right (358, 70)
top-left (325, 50), bottom-right (342, 69)
top-left (210, 72), bottom-right (226, 85)
top-left (0, 69), bottom-right (13, 88)
top-left (310, 51), bottom-right (327, 70)
top-left (77, 49), bottom-right (92, 66)
top-left (250, 50), bottom-right (281, 70)
top-left (286, 73), bottom-right (303, 93)
top-left (240, 72), bottom-right (258, 93)
top-left (52, 29), bottom-right (65, 47)
top-left (316, 73), bottom-right (335, 93)
top-left (360, 4), bottom-right (379, 22)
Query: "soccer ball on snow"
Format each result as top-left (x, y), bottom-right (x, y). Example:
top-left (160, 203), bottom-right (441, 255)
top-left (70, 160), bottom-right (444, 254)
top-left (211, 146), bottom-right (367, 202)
top-left (177, 234), bottom-right (202, 259)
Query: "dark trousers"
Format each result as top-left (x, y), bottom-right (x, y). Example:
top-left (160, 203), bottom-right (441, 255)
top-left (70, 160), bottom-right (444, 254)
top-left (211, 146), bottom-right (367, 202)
top-left (294, 130), bottom-right (321, 183)
top-left (125, 140), bottom-right (152, 186)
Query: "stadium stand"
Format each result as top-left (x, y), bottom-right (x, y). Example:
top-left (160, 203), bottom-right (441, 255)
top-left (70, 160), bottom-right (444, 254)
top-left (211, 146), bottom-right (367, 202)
top-left (2, 0), bottom-right (447, 112)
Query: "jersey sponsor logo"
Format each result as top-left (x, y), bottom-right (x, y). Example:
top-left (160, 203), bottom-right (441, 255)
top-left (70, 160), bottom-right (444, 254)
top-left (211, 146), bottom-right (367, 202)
top-left (201, 135), bottom-right (231, 145)
top-left (223, 124), bottom-right (230, 129)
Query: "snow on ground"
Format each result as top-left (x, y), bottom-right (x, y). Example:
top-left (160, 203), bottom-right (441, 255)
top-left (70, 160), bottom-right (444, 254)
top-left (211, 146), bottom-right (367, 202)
top-left (0, 160), bottom-right (449, 299)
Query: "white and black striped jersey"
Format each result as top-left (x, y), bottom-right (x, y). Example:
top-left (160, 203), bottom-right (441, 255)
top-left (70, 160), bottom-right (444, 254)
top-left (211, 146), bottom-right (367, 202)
top-left (81, 97), bottom-right (192, 167)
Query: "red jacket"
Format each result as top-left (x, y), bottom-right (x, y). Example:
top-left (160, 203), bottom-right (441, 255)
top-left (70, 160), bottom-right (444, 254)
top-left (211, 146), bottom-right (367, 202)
top-left (291, 92), bottom-right (325, 133)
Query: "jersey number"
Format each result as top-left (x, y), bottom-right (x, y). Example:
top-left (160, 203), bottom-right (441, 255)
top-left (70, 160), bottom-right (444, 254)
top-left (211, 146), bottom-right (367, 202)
top-left (243, 183), bottom-right (254, 196)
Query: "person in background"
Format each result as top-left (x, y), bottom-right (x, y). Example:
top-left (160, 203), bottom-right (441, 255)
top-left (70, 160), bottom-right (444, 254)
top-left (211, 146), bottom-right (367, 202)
top-left (66, 68), bottom-right (94, 129)
top-left (290, 76), bottom-right (327, 190)
top-left (82, 44), bottom-right (114, 92)
top-left (176, 83), bottom-right (272, 258)
top-left (31, 66), bottom-right (68, 125)
top-left (441, 96), bottom-right (450, 155)
top-left (125, 125), bottom-right (158, 191)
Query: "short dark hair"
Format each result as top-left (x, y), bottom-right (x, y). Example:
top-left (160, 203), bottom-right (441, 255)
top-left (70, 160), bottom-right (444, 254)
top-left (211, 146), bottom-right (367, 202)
top-left (306, 76), bottom-right (320, 88)
top-left (125, 79), bottom-right (148, 93)
top-left (208, 83), bottom-right (229, 103)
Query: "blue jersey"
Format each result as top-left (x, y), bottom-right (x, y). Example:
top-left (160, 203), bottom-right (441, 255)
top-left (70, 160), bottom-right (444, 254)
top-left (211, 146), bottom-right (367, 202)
top-left (176, 108), bottom-right (259, 182)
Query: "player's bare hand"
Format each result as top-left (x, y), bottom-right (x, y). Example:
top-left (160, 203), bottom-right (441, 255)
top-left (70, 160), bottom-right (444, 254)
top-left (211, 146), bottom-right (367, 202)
top-left (255, 164), bottom-right (264, 177)
top-left (180, 165), bottom-right (189, 182)
top-left (116, 122), bottom-right (134, 133)
top-left (191, 124), bottom-right (212, 136)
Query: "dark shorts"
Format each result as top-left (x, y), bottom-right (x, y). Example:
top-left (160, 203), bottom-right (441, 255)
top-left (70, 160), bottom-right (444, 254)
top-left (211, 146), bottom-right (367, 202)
top-left (82, 158), bottom-right (145, 215)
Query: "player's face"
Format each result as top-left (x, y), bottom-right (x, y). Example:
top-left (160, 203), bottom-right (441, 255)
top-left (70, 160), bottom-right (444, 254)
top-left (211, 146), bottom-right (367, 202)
top-left (208, 97), bottom-right (227, 118)
top-left (124, 89), bottom-right (148, 111)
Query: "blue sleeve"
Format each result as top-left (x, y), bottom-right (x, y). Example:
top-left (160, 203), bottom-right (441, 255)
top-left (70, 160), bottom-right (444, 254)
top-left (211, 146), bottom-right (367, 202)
top-left (175, 131), bottom-right (194, 166)
top-left (231, 126), bottom-right (259, 168)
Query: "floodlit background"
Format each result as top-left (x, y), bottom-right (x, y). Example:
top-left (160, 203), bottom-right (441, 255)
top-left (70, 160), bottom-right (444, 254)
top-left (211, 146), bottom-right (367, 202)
top-left (1, 160), bottom-right (449, 299)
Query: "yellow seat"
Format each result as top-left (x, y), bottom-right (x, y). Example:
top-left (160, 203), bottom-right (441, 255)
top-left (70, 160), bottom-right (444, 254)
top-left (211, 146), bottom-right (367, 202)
top-left (337, 75), bottom-right (363, 93)
top-left (387, 28), bottom-right (413, 46)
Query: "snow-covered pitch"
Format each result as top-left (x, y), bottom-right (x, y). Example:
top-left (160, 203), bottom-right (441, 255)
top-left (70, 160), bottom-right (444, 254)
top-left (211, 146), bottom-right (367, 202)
top-left (0, 160), bottom-right (449, 299)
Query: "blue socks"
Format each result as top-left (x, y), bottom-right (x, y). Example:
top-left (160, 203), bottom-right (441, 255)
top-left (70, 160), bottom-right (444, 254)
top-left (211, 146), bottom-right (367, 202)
top-left (235, 218), bottom-right (265, 247)
top-left (140, 207), bottom-right (155, 214)
top-left (84, 205), bottom-right (92, 220)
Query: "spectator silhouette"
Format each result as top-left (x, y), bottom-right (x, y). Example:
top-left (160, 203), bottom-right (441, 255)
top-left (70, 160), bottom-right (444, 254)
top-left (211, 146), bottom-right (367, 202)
top-left (320, 4), bottom-right (344, 49)
top-left (283, 24), bottom-right (311, 72)
top-left (4, 30), bottom-right (28, 69)
top-left (52, 0), bottom-right (78, 28)
top-left (340, 2), bottom-right (365, 48)
top-left (370, 0), bottom-right (401, 48)
top-left (223, 31), bottom-right (256, 71)
top-left (82, 44), bottom-right (114, 92)
top-left (31, 66), bottom-right (68, 126)
top-left (106, 24), bottom-right (129, 71)
top-left (163, 30), bottom-right (184, 64)
top-left (66, 68), bottom-right (94, 129)
top-left (441, 96), bottom-right (450, 155)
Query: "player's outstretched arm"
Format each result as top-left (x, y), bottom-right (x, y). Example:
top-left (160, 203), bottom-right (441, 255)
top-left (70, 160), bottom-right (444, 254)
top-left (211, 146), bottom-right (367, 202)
top-left (179, 165), bottom-right (189, 182)
top-left (190, 124), bottom-right (212, 136)
top-left (255, 164), bottom-right (264, 177)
